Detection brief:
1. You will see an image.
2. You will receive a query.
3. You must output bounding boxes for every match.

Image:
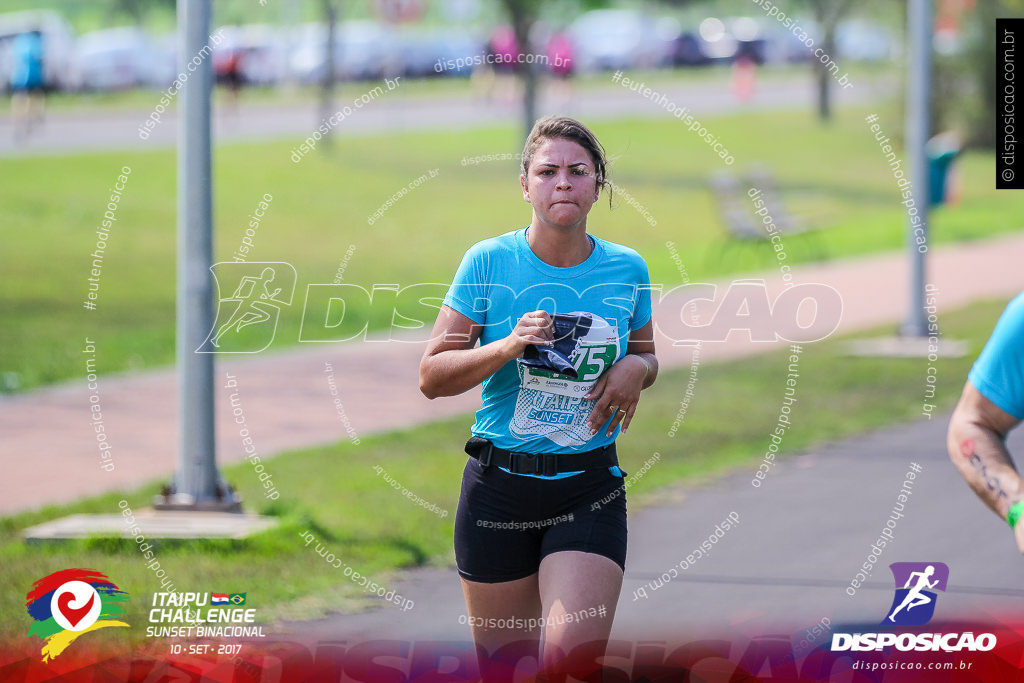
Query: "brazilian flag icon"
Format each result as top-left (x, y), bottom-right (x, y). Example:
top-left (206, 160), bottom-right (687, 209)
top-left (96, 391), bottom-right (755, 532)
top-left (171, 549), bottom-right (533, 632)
top-left (229, 593), bottom-right (246, 605)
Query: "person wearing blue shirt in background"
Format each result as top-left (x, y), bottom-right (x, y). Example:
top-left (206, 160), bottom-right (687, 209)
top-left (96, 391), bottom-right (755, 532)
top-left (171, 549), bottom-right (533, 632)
top-left (420, 116), bottom-right (658, 678)
top-left (948, 292), bottom-right (1024, 553)
top-left (10, 29), bottom-right (45, 140)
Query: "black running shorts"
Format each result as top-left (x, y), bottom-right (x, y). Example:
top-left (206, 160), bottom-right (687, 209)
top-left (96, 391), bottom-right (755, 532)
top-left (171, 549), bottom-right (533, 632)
top-left (455, 456), bottom-right (628, 583)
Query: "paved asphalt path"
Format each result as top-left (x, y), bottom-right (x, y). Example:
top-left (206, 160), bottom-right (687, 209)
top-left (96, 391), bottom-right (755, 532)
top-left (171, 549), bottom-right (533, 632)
top-left (285, 413), bottom-right (1024, 644)
top-left (0, 73), bottom-right (892, 157)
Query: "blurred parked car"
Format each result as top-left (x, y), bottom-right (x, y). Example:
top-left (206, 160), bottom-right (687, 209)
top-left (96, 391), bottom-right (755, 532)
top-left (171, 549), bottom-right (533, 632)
top-left (728, 17), bottom-right (769, 64)
top-left (289, 21), bottom-right (401, 83)
top-left (395, 27), bottom-right (441, 78)
top-left (694, 16), bottom-right (774, 64)
top-left (436, 31), bottom-right (487, 78)
top-left (568, 10), bottom-right (672, 73)
top-left (667, 30), bottom-right (714, 67)
top-left (145, 32), bottom-right (178, 89)
top-left (695, 16), bottom-right (736, 62)
top-left (71, 27), bottom-right (154, 91)
top-left (762, 19), bottom-right (821, 63)
top-left (836, 19), bottom-right (896, 61)
top-left (396, 27), bottom-right (486, 78)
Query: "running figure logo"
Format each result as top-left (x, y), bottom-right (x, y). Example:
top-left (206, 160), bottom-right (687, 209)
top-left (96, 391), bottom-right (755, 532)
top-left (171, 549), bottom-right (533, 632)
top-left (882, 562), bottom-right (949, 626)
top-left (198, 262), bottom-right (296, 353)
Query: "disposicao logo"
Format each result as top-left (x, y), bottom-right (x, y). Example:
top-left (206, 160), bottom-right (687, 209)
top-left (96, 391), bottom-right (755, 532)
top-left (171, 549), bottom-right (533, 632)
top-left (883, 562), bottom-right (948, 626)
top-left (25, 569), bottom-right (129, 662)
top-left (197, 262), bottom-right (296, 353)
top-left (832, 562), bottom-right (996, 653)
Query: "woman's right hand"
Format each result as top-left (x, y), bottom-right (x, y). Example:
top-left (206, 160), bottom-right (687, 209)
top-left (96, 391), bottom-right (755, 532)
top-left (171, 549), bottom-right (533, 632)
top-left (420, 307), bottom-right (556, 399)
top-left (505, 310), bottom-right (554, 357)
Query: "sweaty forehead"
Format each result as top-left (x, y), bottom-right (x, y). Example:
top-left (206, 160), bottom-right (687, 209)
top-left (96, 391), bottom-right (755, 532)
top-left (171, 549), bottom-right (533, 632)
top-left (532, 138), bottom-right (593, 167)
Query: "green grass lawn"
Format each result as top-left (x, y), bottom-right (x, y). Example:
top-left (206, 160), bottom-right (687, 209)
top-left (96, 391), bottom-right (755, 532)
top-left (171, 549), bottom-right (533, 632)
top-left (2, 103), bottom-right (1022, 391)
top-left (0, 296), bottom-right (1010, 644)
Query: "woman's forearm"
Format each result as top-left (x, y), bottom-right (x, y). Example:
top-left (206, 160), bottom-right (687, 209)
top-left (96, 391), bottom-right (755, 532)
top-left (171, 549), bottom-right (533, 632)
top-left (948, 418), bottom-right (1024, 519)
top-left (420, 337), bottom-right (519, 399)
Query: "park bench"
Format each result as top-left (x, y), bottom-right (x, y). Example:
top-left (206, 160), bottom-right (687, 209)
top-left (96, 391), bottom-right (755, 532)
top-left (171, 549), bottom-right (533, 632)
top-left (709, 167), bottom-right (805, 240)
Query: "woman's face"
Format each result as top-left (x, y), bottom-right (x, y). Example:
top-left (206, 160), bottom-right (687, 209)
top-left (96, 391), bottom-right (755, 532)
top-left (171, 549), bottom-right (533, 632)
top-left (521, 137), bottom-right (600, 230)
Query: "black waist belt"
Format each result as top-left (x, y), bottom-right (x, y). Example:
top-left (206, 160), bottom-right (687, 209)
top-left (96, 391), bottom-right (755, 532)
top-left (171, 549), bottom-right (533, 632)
top-left (464, 436), bottom-right (618, 477)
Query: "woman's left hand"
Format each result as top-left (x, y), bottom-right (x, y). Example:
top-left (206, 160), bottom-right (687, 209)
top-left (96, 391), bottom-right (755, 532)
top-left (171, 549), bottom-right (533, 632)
top-left (585, 355), bottom-right (648, 437)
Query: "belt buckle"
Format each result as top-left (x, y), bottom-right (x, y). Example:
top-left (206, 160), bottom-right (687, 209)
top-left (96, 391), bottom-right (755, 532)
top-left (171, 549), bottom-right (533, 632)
top-left (509, 451), bottom-right (531, 475)
top-left (509, 451), bottom-right (557, 476)
top-left (478, 443), bottom-right (493, 469)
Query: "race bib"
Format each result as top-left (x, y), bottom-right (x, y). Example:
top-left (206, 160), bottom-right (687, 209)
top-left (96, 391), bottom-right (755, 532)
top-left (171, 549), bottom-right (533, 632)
top-left (510, 315), bottom-right (620, 448)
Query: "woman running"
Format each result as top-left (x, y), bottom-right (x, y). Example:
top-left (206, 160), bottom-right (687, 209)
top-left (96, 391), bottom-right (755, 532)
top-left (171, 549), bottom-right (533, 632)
top-left (420, 115), bottom-right (658, 676)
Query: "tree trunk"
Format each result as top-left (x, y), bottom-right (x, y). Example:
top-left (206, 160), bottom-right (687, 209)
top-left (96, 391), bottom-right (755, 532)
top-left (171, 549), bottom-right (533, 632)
top-left (320, 0), bottom-right (338, 148)
top-left (816, 29), bottom-right (835, 122)
top-left (502, 0), bottom-right (540, 143)
top-left (809, 0), bottom-right (853, 124)
top-left (967, 0), bottom-right (1000, 147)
top-left (521, 60), bottom-right (538, 140)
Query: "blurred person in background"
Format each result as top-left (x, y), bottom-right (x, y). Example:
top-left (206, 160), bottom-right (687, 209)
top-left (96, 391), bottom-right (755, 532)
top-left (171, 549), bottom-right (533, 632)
top-left (546, 28), bottom-right (574, 107)
top-left (948, 292), bottom-right (1024, 553)
top-left (214, 45), bottom-right (244, 112)
top-left (421, 116), bottom-right (658, 677)
top-left (10, 29), bottom-right (45, 140)
top-left (731, 51), bottom-right (757, 103)
top-left (482, 25), bottom-right (519, 106)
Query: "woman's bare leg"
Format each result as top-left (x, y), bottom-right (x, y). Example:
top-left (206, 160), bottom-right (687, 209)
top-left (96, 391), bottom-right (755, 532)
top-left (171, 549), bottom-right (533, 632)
top-left (537, 551), bottom-right (623, 674)
top-left (461, 573), bottom-right (543, 679)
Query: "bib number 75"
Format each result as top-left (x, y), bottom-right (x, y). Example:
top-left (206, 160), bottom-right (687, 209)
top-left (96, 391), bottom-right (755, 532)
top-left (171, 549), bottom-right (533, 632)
top-left (572, 344), bottom-right (617, 382)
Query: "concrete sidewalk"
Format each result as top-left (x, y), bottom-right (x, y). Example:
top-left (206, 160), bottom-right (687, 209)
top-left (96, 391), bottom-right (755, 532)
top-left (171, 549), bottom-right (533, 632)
top-left (2, 231), bottom-right (1023, 516)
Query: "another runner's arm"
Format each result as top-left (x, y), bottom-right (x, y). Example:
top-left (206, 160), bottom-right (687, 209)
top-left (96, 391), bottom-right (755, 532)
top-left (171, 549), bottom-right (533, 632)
top-left (419, 305), bottom-right (553, 399)
top-left (947, 381), bottom-right (1024, 551)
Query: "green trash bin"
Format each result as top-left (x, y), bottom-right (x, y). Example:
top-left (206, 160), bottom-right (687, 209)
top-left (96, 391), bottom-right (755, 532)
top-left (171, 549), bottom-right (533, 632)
top-left (927, 132), bottom-right (960, 206)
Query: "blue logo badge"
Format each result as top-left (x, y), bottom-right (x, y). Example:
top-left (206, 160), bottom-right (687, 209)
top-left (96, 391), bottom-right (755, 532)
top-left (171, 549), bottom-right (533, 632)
top-left (883, 562), bottom-right (949, 626)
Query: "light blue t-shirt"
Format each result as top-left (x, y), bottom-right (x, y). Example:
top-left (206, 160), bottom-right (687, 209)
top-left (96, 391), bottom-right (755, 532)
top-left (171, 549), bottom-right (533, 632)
top-left (969, 292), bottom-right (1024, 420)
top-left (442, 227), bottom-right (653, 477)
top-left (10, 32), bottom-right (43, 90)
